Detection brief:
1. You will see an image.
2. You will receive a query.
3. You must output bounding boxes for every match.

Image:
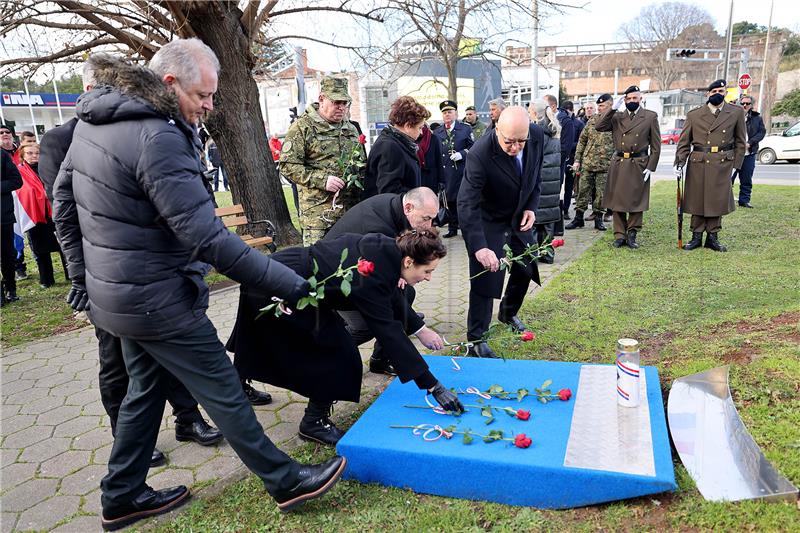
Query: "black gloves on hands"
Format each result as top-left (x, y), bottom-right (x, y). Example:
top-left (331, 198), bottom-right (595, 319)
top-left (66, 279), bottom-right (89, 312)
top-left (286, 279), bottom-right (312, 308)
top-left (429, 381), bottom-right (464, 414)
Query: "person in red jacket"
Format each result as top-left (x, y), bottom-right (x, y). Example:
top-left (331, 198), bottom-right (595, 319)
top-left (269, 132), bottom-right (282, 163)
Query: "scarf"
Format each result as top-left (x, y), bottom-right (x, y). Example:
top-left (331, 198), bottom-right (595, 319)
top-left (416, 124), bottom-right (432, 169)
top-left (16, 162), bottom-right (51, 225)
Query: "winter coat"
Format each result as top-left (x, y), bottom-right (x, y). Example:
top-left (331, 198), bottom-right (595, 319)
top-left (363, 125), bottom-right (421, 199)
top-left (534, 119), bottom-right (562, 225)
top-left (419, 127), bottom-right (444, 192)
top-left (434, 121), bottom-right (473, 201)
top-left (52, 54), bottom-right (306, 340)
top-left (38, 117), bottom-right (78, 203)
top-left (1, 151), bottom-right (22, 225)
top-left (744, 110), bottom-right (766, 154)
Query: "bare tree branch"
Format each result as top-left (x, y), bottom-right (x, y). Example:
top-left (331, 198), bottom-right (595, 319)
top-left (0, 35), bottom-right (117, 67)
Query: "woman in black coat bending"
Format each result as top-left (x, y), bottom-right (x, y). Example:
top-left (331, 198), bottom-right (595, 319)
top-left (362, 96), bottom-right (430, 199)
top-left (227, 229), bottom-right (463, 445)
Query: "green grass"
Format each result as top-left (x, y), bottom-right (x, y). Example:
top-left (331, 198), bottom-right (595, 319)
top-left (148, 182), bottom-right (800, 533)
top-left (1, 188), bottom-right (299, 348)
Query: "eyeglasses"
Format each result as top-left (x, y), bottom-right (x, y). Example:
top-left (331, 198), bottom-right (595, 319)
top-left (0, 130), bottom-right (11, 134)
top-left (496, 129), bottom-right (529, 147)
top-left (742, 102), bottom-right (752, 106)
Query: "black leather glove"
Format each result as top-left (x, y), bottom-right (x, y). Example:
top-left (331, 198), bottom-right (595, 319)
top-left (429, 381), bottom-right (464, 414)
top-left (286, 278), bottom-right (311, 308)
top-left (66, 278), bottom-right (89, 312)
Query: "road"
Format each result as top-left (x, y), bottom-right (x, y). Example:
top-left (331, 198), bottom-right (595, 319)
top-left (652, 146), bottom-right (799, 185)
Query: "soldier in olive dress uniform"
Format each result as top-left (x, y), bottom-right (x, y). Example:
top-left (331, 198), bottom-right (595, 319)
top-left (595, 85), bottom-right (661, 249)
top-left (280, 76), bottom-right (366, 245)
top-left (674, 79), bottom-right (746, 252)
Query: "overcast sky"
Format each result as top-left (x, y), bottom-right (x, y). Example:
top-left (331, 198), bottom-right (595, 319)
top-left (292, 0), bottom-right (799, 71)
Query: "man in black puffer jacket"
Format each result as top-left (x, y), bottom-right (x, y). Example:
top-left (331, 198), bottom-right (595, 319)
top-left (528, 100), bottom-right (562, 264)
top-left (53, 42), bottom-right (346, 531)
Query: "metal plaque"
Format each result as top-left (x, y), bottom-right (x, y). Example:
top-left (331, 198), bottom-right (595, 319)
top-left (564, 365), bottom-right (656, 477)
top-left (668, 366), bottom-right (799, 502)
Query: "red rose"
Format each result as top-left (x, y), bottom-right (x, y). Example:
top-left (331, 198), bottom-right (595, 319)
top-left (520, 331), bottom-right (535, 342)
top-left (358, 134), bottom-right (367, 145)
top-left (514, 434), bottom-right (532, 448)
top-left (356, 258), bottom-right (375, 277)
top-left (551, 238), bottom-right (565, 248)
top-left (516, 409), bottom-right (531, 421)
top-left (558, 388), bottom-right (572, 401)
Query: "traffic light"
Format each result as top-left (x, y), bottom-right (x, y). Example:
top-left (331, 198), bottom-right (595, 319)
top-left (675, 49), bottom-right (696, 58)
top-left (289, 106), bottom-right (298, 122)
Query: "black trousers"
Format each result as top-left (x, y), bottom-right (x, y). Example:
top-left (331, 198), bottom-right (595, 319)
top-left (338, 285), bottom-right (417, 360)
top-left (101, 317), bottom-right (298, 509)
top-left (447, 200), bottom-right (459, 232)
top-left (563, 165), bottom-right (576, 216)
top-left (95, 327), bottom-right (203, 436)
top-left (1, 223), bottom-right (16, 294)
top-left (467, 235), bottom-right (531, 341)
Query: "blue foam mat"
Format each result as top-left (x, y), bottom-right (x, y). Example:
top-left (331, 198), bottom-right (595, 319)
top-left (337, 356), bottom-right (676, 508)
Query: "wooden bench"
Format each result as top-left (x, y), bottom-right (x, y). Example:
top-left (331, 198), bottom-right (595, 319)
top-left (214, 204), bottom-right (276, 251)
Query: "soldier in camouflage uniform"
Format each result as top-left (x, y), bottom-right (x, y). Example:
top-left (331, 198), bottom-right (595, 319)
top-left (280, 76), bottom-right (366, 245)
top-left (566, 93), bottom-right (615, 232)
top-left (462, 105), bottom-right (487, 139)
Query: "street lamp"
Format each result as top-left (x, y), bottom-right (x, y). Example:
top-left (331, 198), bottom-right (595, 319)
top-left (587, 55), bottom-right (602, 98)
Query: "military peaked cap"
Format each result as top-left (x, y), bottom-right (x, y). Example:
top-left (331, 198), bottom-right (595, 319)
top-left (439, 100), bottom-right (457, 112)
top-left (465, 105), bottom-right (476, 111)
top-left (623, 85), bottom-right (640, 95)
top-left (708, 79), bottom-right (727, 91)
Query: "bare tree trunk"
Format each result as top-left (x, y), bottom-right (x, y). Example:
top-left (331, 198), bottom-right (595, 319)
top-left (447, 58), bottom-right (459, 101)
top-left (188, 4), bottom-right (300, 244)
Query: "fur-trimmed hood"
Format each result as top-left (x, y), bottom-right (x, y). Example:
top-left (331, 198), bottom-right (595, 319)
top-left (76, 54), bottom-right (181, 125)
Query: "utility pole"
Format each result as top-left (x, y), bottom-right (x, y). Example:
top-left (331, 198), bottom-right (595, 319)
top-left (531, 0), bottom-right (539, 103)
top-left (758, 0), bottom-right (774, 115)
top-left (294, 46), bottom-right (306, 114)
top-left (723, 0), bottom-right (735, 81)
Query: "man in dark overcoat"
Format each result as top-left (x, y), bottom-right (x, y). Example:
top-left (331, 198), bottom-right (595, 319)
top-left (675, 79), bottom-right (746, 252)
top-left (595, 85), bottom-right (661, 249)
top-left (434, 100), bottom-right (473, 237)
top-left (458, 107), bottom-right (544, 359)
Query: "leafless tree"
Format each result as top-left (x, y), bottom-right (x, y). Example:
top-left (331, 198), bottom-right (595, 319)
top-left (618, 1), bottom-right (716, 91)
top-left (0, 1), bottom-right (384, 244)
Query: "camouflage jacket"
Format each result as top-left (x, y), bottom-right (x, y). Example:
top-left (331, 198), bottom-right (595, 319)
top-left (575, 114), bottom-right (614, 173)
top-left (463, 118), bottom-right (487, 139)
top-left (280, 103), bottom-right (366, 230)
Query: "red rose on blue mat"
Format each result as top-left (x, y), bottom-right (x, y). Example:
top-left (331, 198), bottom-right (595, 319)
top-left (516, 409), bottom-right (530, 420)
top-left (357, 259), bottom-right (375, 277)
top-left (514, 434), bottom-right (532, 448)
top-left (558, 388), bottom-right (572, 401)
top-left (358, 134), bottom-right (367, 144)
top-left (520, 331), bottom-right (535, 342)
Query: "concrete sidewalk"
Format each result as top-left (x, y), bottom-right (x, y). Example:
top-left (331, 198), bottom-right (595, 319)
top-left (1, 228), bottom-right (604, 532)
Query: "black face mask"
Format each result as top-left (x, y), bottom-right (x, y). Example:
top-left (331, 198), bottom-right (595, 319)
top-left (625, 101), bottom-right (639, 112)
top-left (708, 93), bottom-right (725, 106)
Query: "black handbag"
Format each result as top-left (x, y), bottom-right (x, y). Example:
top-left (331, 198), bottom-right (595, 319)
top-left (433, 188), bottom-right (450, 227)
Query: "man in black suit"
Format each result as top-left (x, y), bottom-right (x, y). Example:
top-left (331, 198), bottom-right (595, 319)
top-left (324, 187), bottom-right (444, 374)
top-left (458, 107), bottom-right (544, 358)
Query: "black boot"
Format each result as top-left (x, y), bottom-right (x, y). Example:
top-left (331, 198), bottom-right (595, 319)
top-left (565, 210), bottom-right (584, 230)
top-left (466, 341), bottom-right (500, 358)
top-left (612, 237), bottom-right (627, 248)
top-left (626, 230), bottom-right (639, 249)
top-left (369, 356), bottom-right (397, 376)
top-left (242, 379), bottom-right (273, 405)
top-left (704, 232), bottom-right (727, 252)
top-left (299, 401), bottom-right (345, 446)
top-left (594, 215), bottom-right (606, 231)
top-left (273, 456), bottom-right (346, 512)
top-left (683, 232), bottom-right (703, 251)
top-left (554, 216), bottom-right (565, 236)
top-left (497, 313), bottom-right (529, 333)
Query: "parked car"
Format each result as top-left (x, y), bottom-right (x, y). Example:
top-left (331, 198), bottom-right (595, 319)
top-left (661, 128), bottom-right (682, 144)
top-left (758, 121), bottom-right (800, 164)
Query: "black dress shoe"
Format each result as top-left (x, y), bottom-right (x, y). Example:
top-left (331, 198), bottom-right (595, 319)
top-left (466, 341), bottom-right (500, 359)
top-left (498, 314), bottom-right (529, 333)
top-left (416, 311), bottom-right (425, 320)
top-left (369, 357), bottom-right (397, 376)
top-left (150, 448), bottom-right (166, 468)
top-left (242, 380), bottom-right (273, 405)
top-left (738, 202), bottom-right (754, 208)
top-left (683, 232), bottom-right (703, 251)
top-left (612, 238), bottom-right (626, 248)
top-left (101, 485), bottom-right (190, 531)
top-left (704, 232), bottom-right (727, 252)
top-left (298, 416), bottom-right (346, 446)
top-left (175, 420), bottom-right (223, 446)
top-left (626, 230), bottom-right (639, 249)
top-left (538, 254), bottom-right (554, 264)
top-left (443, 230), bottom-right (458, 238)
top-left (273, 456), bottom-right (346, 512)
top-left (594, 217), bottom-right (606, 231)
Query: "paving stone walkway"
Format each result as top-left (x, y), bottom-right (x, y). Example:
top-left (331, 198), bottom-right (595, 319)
top-left (1, 227), bottom-right (604, 532)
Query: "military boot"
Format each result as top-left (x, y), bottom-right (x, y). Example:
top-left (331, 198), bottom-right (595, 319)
top-left (704, 232), bottom-right (727, 252)
top-left (594, 215), bottom-right (606, 231)
top-left (683, 232), bottom-right (703, 251)
top-left (565, 210), bottom-right (584, 230)
top-left (627, 229), bottom-right (640, 249)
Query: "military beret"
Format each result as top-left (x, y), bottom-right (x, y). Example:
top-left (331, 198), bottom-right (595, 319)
top-left (623, 85), bottom-right (640, 95)
top-left (439, 100), bottom-right (457, 112)
top-left (596, 93), bottom-right (612, 104)
top-left (465, 105), bottom-right (476, 111)
top-left (320, 76), bottom-right (351, 102)
top-left (708, 79), bottom-right (726, 91)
